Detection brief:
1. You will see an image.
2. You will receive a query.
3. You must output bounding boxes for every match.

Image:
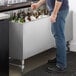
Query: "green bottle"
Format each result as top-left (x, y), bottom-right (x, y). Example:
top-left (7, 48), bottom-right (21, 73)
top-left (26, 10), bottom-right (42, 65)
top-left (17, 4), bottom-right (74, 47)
top-left (19, 11), bottom-right (25, 23)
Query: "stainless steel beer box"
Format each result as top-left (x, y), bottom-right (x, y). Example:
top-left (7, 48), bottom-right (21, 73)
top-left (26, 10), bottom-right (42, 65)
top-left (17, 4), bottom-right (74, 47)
top-left (9, 17), bottom-right (55, 60)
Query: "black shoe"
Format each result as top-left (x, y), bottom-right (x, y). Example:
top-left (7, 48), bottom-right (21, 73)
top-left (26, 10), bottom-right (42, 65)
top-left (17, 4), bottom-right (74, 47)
top-left (47, 66), bottom-right (66, 72)
top-left (48, 58), bottom-right (56, 64)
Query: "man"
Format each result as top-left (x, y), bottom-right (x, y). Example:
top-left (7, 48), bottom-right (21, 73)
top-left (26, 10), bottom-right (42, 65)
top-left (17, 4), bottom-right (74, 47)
top-left (31, 0), bottom-right (69, 72)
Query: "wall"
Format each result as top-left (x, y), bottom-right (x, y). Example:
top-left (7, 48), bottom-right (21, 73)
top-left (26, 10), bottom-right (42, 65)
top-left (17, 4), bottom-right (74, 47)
top-left (69, 0), bottom-right (76, 52)
top-left (69, 0), bottom-right (76, 12)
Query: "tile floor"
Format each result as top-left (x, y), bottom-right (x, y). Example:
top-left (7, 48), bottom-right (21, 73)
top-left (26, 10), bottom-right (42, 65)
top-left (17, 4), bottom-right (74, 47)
top-left (9, 48), bottom-right (56, 76)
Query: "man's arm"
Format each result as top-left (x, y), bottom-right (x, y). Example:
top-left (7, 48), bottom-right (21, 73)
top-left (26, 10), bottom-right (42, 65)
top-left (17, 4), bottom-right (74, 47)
top-left (50, 0), bottom-right (63, 23)
top-left (37, 0), bottom-right (46, 7)
top-left (52, 0), bottom-right (63, 16)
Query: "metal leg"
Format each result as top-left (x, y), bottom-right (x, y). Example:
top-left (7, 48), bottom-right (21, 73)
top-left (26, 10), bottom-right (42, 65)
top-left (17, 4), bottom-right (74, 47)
top-left (67, 41), bottom-right (70, 53)
top-left (21, 60), bottom-right (25, 73)
top-left (9, 58), bottom-right (25, 74)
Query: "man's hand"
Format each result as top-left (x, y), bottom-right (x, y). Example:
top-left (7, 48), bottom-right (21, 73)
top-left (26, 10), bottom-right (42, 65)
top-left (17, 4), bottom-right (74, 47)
top-left (31, 3), bottom-right (40, 10)
top-left (31, 0), bottom-right (45, 10)
top-left (50, 13), bottom-right (57, 23)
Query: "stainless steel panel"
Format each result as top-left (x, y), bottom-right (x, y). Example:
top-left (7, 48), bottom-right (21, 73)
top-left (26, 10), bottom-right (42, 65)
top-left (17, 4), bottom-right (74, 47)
top-left (23, 17), bottom-right (55, 59)
top-left (9, 22), bottom-right (23, 60)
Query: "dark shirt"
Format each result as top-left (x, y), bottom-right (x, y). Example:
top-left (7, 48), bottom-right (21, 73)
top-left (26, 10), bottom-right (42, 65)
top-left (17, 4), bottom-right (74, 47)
top-left (46, 0), bottom-right (69, 11)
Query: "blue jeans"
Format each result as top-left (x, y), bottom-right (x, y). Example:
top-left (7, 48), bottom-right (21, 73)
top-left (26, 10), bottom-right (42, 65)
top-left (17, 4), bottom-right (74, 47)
top-left (50, 10), bottom-right (69, 69)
